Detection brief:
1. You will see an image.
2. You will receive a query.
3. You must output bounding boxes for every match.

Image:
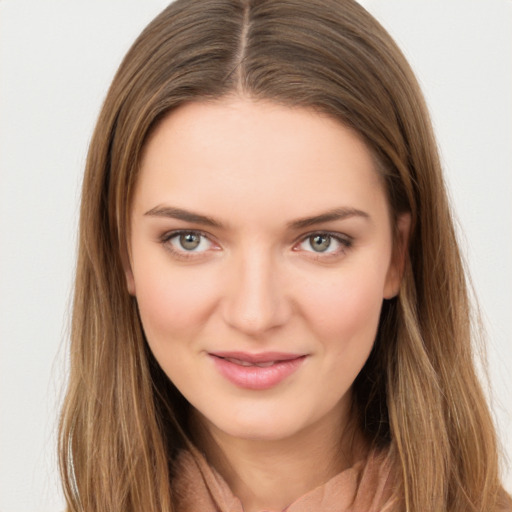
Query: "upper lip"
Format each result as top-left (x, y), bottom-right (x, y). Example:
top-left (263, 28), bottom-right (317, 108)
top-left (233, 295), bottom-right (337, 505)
top-left (209, 351), bottom-right (305, 363)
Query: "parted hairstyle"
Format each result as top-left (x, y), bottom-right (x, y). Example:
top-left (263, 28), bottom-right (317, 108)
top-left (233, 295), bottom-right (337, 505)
top-left (58, 1), bottom-right (511, 511)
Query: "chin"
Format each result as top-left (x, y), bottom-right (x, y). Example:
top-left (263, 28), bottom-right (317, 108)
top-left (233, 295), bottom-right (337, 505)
top-left (197, 399), bottom-right (319, 443)
top-left (217, 418), bottom-right (301, 442)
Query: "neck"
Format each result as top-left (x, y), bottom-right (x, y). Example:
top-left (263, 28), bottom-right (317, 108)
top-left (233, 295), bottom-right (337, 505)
top-left (190, 398), bottom-right (366, 512)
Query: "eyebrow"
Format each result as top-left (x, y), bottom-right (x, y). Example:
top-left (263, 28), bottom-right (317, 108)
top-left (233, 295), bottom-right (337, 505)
top-left (287, 207), bottom-right (370, 230)
top-left (144, 205), bottom-right (370, 230)
top-left (144, 205), bottom-right (225, 228)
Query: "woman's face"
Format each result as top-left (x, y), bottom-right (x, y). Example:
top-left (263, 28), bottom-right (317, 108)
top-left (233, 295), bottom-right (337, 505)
top-left (126, 97), bottom-right (406, 442)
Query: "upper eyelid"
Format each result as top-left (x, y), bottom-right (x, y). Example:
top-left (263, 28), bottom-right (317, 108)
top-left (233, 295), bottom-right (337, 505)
top-left (294, 230), bottom-right (352, 244)
top-left (159, 229), bottom-right (352, 249)
top-left (160, 228), bottom-right (213, 242)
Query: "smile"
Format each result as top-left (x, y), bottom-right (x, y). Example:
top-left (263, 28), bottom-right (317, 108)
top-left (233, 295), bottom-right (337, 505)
top-left (209, 352), bottom-right (307, 390)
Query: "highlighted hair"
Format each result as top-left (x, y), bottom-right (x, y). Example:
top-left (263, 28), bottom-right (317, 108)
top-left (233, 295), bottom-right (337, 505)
top-left (59, 1), bottom-right (511, 510)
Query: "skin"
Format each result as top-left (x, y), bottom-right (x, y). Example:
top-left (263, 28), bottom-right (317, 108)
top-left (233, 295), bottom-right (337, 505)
top-left (125, 97), bottom-right (409, 511)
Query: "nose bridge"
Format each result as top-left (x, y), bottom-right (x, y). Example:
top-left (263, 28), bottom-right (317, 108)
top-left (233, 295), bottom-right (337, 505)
top-left (222, 245), bottom-right (289, 335)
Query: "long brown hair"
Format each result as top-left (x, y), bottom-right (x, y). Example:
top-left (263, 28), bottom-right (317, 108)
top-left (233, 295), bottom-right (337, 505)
top-left (59, 1), bottom-right (511, 510)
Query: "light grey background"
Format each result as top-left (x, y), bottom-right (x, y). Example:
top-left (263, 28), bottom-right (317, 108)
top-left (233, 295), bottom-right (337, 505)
top-left (0, 1), bottom-right (510, 510)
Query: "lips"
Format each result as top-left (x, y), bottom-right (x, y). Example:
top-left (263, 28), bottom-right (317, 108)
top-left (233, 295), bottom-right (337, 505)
top-left (209, 351), bottom-right (306, 390)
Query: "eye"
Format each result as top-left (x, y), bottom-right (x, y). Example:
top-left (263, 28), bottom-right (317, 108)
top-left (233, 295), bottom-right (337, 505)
top-left (296, 232), bottom-right (352, 255)
top-left (307, 234), bottom-right (333, 252)
top-left (163, 230), bottom-right (215, 254)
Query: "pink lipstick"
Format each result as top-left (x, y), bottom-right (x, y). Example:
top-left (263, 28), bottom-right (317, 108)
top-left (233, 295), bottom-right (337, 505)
top-left (209, 351), bottom-right (306, 390)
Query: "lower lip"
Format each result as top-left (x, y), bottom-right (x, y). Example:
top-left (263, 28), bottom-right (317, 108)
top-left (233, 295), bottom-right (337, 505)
top-left (210, 355), bottom-right (306, 390)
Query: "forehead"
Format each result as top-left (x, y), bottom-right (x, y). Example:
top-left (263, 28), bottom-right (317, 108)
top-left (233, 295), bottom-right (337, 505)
top-left (135, 97), bottom-right (389, 226)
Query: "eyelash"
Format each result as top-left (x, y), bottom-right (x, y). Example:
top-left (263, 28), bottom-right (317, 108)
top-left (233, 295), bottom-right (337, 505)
top-left (159, 230), bottom-right (218, 261)
top-left (159, 230), bottom-right (353, 261)
top-left (294, 231), bottom-right (353, 259)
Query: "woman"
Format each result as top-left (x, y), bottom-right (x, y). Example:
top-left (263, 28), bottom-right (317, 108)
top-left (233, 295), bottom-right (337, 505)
top-left (58, 0), bottom-right (512, 511)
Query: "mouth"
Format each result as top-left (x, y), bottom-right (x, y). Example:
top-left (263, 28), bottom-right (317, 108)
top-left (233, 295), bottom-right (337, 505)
top-left (208, 351), bottom-right (307, 390)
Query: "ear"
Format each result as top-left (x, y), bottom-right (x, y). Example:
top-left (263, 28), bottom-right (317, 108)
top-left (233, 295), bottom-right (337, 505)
top-left (383, 212), bottom-right (411, 299)
top-left (120, 246), bottom-right (136, 296)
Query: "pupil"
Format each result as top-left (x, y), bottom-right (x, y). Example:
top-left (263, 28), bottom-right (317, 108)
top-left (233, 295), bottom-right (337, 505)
top-left (311, 234), bottom-right (330, 252)
top-left (180, 233), bottom-right (200, 250)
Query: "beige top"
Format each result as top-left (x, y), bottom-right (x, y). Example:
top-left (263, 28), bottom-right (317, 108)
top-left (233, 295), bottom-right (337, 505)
top-left (172, 446), bottom-right (397, 512)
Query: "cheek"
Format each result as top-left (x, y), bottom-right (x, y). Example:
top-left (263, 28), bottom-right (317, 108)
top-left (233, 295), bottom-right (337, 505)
top-left (133, 263), bottom-right (219, 343)
top-left (299, 269), bottom-right (385, 404)
top-left (300, 264), bottom-right (386, 343)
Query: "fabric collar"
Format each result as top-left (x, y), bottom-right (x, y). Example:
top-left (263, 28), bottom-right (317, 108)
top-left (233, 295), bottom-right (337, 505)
top-left (172, 444), bottom-right (396, 512)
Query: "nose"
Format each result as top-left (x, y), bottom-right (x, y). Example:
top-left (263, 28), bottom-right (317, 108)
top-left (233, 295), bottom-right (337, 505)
top-left (221, 249), bottom-right (292, 336)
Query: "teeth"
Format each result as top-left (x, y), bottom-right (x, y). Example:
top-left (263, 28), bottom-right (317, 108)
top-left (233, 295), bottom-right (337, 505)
top-left (234, 359), bottom-right (253, 367)
top-left (225, 357), bottom-right (277, 367)
top-left (254, 361), bottom-right (275, 367)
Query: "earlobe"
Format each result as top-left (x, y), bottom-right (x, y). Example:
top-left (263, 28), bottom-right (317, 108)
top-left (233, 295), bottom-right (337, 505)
top-left (120, 248), bottom-right (136, 296)
top-left (125, 267), bottom-right (136, 296)
top-left (383, 212), bottom-right (411, 299)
